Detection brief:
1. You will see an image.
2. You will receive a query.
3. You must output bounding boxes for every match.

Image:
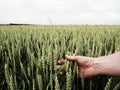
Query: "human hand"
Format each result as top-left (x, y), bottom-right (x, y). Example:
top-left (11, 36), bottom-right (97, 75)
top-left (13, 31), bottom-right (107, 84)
top-left (57, 55), bottom-right (100, 78)
top-left (57, 52), bottom-right (120, 78)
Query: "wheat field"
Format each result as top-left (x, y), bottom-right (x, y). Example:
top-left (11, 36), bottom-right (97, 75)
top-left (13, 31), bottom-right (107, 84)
top-left (0, 25), bottom-right (120, 90)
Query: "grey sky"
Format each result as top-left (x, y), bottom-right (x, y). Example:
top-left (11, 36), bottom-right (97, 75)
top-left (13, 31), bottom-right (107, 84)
top-left (0, 0), bottom-right (120, 24)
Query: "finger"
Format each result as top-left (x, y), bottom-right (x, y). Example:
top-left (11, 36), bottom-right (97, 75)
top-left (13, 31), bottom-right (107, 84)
top-left (66, 55), bottom-right (78, 61)
top-left (56, 65), bottom-right (62, 70)
top-left (58, 71), bottom-right (63, 76)
top-left (58, 59), bottom-right (66, 65)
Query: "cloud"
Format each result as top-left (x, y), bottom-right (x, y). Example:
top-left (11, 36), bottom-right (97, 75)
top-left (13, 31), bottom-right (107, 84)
top-left (0, 0), bottom-right (120, 24)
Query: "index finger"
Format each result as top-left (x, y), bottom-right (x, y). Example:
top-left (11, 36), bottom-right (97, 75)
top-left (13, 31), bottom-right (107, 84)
top-left (66, 55), bottom-right (78, 61)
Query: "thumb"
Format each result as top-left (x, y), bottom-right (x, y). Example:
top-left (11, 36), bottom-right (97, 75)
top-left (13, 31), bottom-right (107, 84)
top-left (66, 55), bottom-right (78, 61)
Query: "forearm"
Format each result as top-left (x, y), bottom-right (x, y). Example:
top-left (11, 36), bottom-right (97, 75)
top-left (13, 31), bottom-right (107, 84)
top-left (98, 52), bottom-right (120, 61)
top-left (95, 52), bottom-right (120, 76)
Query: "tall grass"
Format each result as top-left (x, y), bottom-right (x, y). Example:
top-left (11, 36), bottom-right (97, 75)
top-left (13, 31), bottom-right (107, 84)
top-left (0, 25), bottom-right (120, 90)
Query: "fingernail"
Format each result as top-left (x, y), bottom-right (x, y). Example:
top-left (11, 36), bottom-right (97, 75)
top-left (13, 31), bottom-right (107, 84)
top-left (66, 55), bottom-right (68, 57)
top-left (59, 72), bottom-right (63, 75)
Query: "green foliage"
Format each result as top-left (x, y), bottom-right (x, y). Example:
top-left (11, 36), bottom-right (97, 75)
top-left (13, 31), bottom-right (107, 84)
top-left (0, 25), bottom-right (120, 90)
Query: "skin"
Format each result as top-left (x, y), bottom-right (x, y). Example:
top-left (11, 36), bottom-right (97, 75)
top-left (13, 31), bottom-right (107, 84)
top-left (57, 52), bottom-right (120, 78)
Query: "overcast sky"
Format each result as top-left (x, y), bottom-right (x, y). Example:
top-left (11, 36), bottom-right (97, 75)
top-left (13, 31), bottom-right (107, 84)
top-left (0, 0), bottom-right (120, 25)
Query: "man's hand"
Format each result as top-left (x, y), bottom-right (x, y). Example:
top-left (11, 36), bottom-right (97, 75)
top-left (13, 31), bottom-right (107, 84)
top-left (57, 55), bottom-right (101, 78)
top-left (57, 52), bottom-right (120, 77)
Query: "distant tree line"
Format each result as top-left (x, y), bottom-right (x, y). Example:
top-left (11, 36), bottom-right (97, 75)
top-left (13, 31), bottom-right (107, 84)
top-left (0, 23), bottom-right (33, 25)
top-left (9, 23), bottom-right (31, 25)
